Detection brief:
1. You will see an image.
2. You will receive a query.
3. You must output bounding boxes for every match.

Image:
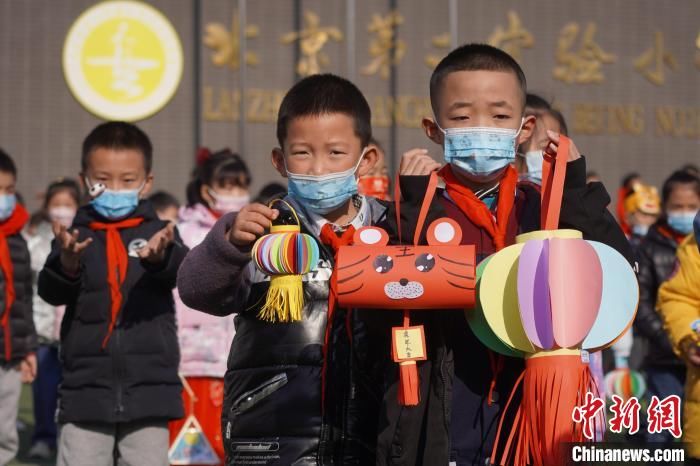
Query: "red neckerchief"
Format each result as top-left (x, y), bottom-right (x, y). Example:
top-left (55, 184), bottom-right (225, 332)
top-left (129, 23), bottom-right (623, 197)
top-left (438, 166), bottom-right (519, 406)
top-left (439, 164), bottom-right (518, 252)
top-left (617, 187), bottom-right (632, 236)
top-left (0, 204), bottom-right (29, 360)
top-left (89, 217), bottom-right (144, 349)
top-left (657, 224), bottom-right (687, 245)
top-left (318, 223), bottom-right (355, 413)
top-left (208, 207), bottom-right (223, 220)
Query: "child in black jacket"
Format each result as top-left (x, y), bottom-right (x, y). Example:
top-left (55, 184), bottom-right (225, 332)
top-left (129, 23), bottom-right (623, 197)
top-left (38, 122), bottom-right (188, 466)
top-left (0, 148), bottom-right (37, 466)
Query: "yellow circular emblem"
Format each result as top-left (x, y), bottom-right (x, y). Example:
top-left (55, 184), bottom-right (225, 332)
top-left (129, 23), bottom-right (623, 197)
top-left (63, 0), bottom-right (183, 121)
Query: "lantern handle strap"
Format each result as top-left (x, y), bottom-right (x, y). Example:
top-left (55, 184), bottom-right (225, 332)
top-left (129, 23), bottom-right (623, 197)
top-left (393, 170), bottom-right (440, 246)
top-left (540, 134), bottom-right (570, 231)
top-left (268, 198), bottom-right (301, 228)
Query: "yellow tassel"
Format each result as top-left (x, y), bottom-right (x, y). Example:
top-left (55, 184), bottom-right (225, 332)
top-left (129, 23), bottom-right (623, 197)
top-left (258, 274), bottom-right (305, 322)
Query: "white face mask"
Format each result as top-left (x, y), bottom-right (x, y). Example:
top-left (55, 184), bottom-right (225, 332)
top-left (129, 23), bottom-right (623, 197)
top-left (48, 206), bottom-right (77, 228)
top-left (207, 189), bottom-right (250, 214)
top-left (435, 118), bottom-right (524, 178)
top-left (523, 150), bottom-right (544, 184)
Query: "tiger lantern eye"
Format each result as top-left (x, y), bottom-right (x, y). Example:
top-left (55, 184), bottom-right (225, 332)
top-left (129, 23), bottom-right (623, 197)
top-left (415, 253), bottom-right (435, 272)
top-left (373, 255), bottom-right (394, 273)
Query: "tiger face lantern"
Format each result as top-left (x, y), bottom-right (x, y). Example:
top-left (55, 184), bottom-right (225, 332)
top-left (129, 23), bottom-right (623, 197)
top-left (336, 218), bottom-right (476, 310)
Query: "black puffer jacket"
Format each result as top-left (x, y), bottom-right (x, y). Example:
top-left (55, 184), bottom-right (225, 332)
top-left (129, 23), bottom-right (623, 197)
top-left (0, 221), bottom-right (36, 365)
top-left (375, 157), bottom-right (634, 466)
top-left (177, 197), bottom-right (389, 465)
top-left (633, 222), bottom-right (685, 368)
top-left (38, 201), bottom-right (188, 424)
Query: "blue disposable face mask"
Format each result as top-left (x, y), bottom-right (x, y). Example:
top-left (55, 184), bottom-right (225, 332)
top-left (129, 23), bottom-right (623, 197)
top-left (631, 223), bottom-right (650, 237)
top-left (88, 178), bottom-right (144, 219)
top-left (523, 150), bottom-right (543, 184)
top-left (436, 119), bottom-right (523, 178)
top-left (286, 149), bottom-right (366, 215)
top-left (0, 194), bottom-right (16, 221)
top-left (667, 210), bottom-right (698, 235)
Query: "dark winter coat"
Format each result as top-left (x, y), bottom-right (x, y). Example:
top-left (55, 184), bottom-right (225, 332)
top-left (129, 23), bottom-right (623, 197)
top-left (38, 201), bottom-right (188, 424)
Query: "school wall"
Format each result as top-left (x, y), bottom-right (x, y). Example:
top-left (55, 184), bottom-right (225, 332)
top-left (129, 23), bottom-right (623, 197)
top-left (1, 0), bottom-right (698, 211)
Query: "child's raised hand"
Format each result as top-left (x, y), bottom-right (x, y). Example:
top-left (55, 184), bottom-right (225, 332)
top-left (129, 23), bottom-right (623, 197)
top-left (53, 223), bottom-right (92, 276)
top-left (138, 223), bottom-right (175, 264)
top-left (399, 148), bottom-right (442, 176)
top-left (20, 353), bottom-right (37, 383)
top-left (229, 203), bottom-right (279, 246)
top-left (544, 130), bottom-right (581, 162)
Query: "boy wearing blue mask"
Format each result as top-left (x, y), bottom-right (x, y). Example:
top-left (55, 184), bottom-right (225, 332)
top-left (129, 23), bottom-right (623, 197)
top-left (38, 122), bottom-right (189, 466)
top-left (0, 149), bottom-right (37, 466)
top-left (380, 44), bottom-right (633, 465)
top-left (515, 94), bottom-right (570, 187)
top-left (635, 170), bottom-right (700, 448)
top-left (177, 74), bottom-right (388, 465)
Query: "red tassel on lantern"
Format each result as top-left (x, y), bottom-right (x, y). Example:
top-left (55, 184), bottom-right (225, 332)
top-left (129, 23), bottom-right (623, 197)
top-left (397, 361), bottom-right (420, 406)
top-left (392, 312), bottom-right (426, 407)
top-left (492, 351), bottom-right (599, 466)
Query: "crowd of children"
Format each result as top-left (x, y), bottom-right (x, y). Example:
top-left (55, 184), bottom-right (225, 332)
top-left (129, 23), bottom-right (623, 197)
top-left (0, 42), bottom-right (698, 466)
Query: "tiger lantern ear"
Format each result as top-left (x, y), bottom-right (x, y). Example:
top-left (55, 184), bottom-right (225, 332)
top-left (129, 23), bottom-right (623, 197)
top-left (426, 218), bottom-right (462, 246)
top-left (353, 226), bottom-right (390, 246)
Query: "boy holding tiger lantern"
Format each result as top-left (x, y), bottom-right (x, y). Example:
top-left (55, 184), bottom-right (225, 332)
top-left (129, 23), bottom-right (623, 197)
top-left (177, 74), bottom-right (396, 465)
top-left (374, 43), bottom-right (635, 466)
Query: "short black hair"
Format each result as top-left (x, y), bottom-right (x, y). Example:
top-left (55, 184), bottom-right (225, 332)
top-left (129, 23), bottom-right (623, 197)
top-left (186, 148), bottom-right (251, 206)
top-left (0, 148), bottom-right (17, 177)
top-left (661, 170), bottom-right (700, 205)
top-left (547, 108), bottom-right (569, 136)
top-left (43, 178), bottom-right (81, 210)
top-left (429, 43), bottom-right (527, 114)
top-left (253, 182), bottom-right (287, 205)
top-left (680, 163), bottom-right (699, 177)
top-left (276, 74), bottom-right (372, 147)
top-left (525, 93), bottom-right (551, 116)
top-left (82, 121), bottom-right (153, 173)
top-left (621, 172), bottom-right (641, 189)
top-left (525, 94), bottom-right (568, 135)
top-left (148, 190), bottom-right (180, 212)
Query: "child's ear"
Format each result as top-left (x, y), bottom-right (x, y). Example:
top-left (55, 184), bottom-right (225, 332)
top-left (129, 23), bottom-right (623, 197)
top-left (356, 145), bottom-right (378, 178)
top-left (271, 148), bottom-right (287, 178)
top-left (517, 115), bottom-right (537, 146)
top-left (141, 174), bottom-right (154, 197)
top-left (422, 117), bottom-right (443, 146)
top-left (200, 184), bottom-right (214, 207)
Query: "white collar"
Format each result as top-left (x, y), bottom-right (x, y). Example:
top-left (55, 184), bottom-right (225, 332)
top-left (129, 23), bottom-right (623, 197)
top-left (305, 195), bottom-right (370, 236)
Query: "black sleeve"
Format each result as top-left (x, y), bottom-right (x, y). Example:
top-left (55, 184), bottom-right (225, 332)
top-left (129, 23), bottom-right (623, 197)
top-left (632, 244), bottom-right (669, 348)
top-left (378, 175), bottom-right (447, 246)
top-left (37, 240), bottom-right (82, 306)
top-left (559, 156), bottom-right (635, 265)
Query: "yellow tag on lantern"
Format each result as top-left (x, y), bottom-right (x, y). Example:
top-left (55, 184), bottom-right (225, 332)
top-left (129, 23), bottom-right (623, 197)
top-left (392, 326), bottom-right (427, 362)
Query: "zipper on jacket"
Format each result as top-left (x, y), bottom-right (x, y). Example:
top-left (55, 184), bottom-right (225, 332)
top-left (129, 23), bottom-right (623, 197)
top-left (113, 265), bottom-right (125, 419)
top-left (230, 373), bottom-right (288, 415)
top-left (113, 326), bottom-right (125, 418)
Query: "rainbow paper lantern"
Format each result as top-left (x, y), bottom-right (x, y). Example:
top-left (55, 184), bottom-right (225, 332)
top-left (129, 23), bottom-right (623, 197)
top-left (477, 229), bottom-right (639, 466)
top-left (604, 369), bottom-right (646, 401)
top-left (252, 225), bottom-right (320, 322)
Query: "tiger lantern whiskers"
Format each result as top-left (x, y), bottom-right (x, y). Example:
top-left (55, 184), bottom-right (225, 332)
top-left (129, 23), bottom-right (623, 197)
top-left (337, 215), bottom-right (476, 405)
